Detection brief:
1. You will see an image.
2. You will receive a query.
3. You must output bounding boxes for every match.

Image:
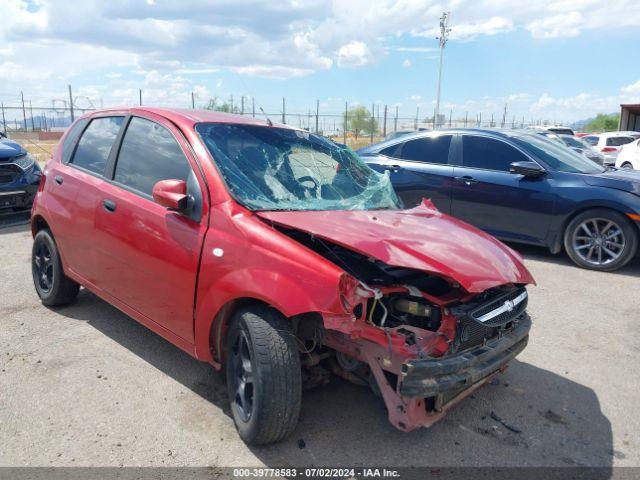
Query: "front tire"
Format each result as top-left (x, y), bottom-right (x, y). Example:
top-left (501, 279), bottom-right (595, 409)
top-left (32, 229), bottom-right (79, 306)
top-left (564, 209), bottom-right (638, 271)
top-left (225, 306), bottom-right (302, 445)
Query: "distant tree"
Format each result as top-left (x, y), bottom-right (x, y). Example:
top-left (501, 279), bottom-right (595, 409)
top-left (345, 106), bottom-right (377, 139)
top-left (205, 96), bottom-right (239, 113)
top-left (585, 113), bottom-right (620, 132)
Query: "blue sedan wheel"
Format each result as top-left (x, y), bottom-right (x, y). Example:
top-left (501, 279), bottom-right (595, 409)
top-left (564, 209), bottom-right (638, 271)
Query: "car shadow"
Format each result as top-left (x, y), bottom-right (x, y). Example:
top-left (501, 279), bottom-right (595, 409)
top-left (506, 242), bottom-right (640, 278)
top-left (54, 289), bottom-right (615, 473)
top-left (0, 211), bottom-right (31, 234)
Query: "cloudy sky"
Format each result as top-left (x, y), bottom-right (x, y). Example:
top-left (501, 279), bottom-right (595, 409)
top-left (1, 0), bottom-right (639, 124)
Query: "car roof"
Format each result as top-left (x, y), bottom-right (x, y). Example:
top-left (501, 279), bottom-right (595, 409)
top-left (357, 128), bottom-right (539, 154)
top-left (84, 106), bottom-right (286, 131)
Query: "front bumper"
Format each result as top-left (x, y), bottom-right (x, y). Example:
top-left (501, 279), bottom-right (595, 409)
top-left (0, 163), bottom-right (41, 211)
top-left (400, 313), bottom-right (531, 398)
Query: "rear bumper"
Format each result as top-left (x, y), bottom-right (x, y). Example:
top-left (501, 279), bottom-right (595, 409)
top-left (400, 313), bottom-right (531, 398)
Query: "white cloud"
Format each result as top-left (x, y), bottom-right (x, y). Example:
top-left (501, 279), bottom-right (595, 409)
top-left (336, 41), bottom-right (373, 68)
top-left (402, 59), bottom-right (411, 68)
top-left (410, 94), bottom-right (422, 101)
top-left (621, 79), bottom-right (640, 97)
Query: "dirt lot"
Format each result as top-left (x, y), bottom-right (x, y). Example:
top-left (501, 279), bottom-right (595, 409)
top-left (1, 214), bottom-right (639, 469)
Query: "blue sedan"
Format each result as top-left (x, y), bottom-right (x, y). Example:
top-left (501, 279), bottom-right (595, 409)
top-left (0, 134), bottom-right (42, 212)
top-left (358, 129), bottom-right (640, 271)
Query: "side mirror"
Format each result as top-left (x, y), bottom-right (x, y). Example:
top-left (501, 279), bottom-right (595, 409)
top-left (510, 161), bottom-right (546, 177)
top-left (152, 179), bottom-right (189, 211)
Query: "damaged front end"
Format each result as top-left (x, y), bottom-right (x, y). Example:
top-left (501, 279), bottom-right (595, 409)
top-left (279, 225), bottom-right (532, 432)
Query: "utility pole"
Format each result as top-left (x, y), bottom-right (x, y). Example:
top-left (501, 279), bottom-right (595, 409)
top-left (21, 91), bottom-right (27, 130)
top-left (29, 100), bottom-right (35, 131)
top-left (68, 85), bottom-right (74, 123)
top-left (241, 96), bottom-right (245, 115)
top-left (383, 105), bottom-right (388, 137)
top-left (282, 97), bottom-right (286, 124)
top-left (394, 105), bottom-right (398, 132)
top-left (139, 89), bottom-right (142, 106)
top-left (191, 91), bottom-right (195, 109)
top-left (1, 102), bottom-right (6, 135)
top-left (315, 99), bottom-right (319, 134)
top-left (434, 12), bottom-right (450, 130)
top-left (252, 97), bottom-right (255, 118)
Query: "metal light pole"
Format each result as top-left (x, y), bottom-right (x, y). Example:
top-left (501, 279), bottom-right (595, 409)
top-left (434, 12), bottom-right (450, 129)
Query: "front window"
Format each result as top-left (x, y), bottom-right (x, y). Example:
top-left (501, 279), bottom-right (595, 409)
top-left (196, 123), bottom-right (400, 211)
top-left (561, 135), bottom-right (589, 149)
top-left (512, 134), bottom-right (605, 174)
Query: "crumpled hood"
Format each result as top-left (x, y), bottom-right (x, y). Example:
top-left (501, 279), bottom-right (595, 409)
top-left (582, 169), bottom-right (640, 195)
top-left (0, 139), bottom-right (25, 160)
top-left (257, 201), bottom-right (534, 293)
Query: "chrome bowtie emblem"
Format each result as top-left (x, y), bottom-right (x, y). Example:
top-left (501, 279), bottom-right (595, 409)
top-left (504, 300), bottom-right (515, 312)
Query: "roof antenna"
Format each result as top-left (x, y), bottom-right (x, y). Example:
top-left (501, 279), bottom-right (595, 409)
top-left (259, 106), bottom-right (273, 127)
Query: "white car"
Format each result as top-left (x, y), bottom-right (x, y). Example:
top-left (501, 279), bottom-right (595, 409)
top-left (581, 132), bottom-right (636, 165)
top-left (528, 125), bottom-right (575, 136)
top-left (615, 138), bottom-right (640, 169)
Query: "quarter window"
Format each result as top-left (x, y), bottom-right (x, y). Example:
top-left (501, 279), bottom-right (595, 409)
top-left (114, 117), bottom-right (192, 196)
top-left (462, 136), bottom-right (529, 171)
top-left (71, 117), bottom-right (124, 175)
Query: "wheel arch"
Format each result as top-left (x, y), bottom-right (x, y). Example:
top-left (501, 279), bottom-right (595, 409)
top-left (554, 204), bottom-right (640, 254)
top-left (205, 297), bottom-right (294, 367)
top-left (31, 214), bottom-right (50, 238)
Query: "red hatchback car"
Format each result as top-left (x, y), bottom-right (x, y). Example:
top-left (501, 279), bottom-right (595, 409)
top-left (31, 107), bottom-right (534, 444)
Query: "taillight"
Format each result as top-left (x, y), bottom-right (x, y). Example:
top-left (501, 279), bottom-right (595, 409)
top-left (601, 147), bottom-right (617, 153)
top-left (37, 170), bottom-right (46, 192)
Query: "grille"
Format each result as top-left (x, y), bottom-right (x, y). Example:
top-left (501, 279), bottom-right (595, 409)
top-left (0, 165), bottom-right (20, 184)
top-left (454, 288), bottom-right (528, 352)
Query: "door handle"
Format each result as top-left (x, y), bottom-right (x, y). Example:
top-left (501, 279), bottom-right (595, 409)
top-left (102, 199), bottom-right (117, 212)
top-left (54, 175), bottom-right (63, 185)
top-left (387, 164), bottom-right (404, 172)
top-left (454, 176), bottom-right (478, 186)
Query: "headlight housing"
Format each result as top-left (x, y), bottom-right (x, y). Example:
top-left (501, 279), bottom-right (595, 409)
top-left (12, 153), bottom-right (35, 171)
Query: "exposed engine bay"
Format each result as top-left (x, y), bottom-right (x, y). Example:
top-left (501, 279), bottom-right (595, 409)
top-left (270, 223), bottom-right (531, 432)
top-left (278, 226), bottom-right (462, 333)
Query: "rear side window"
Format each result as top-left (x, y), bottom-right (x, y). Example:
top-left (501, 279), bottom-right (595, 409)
top-left (70, 117), bottom-right (124, 174)
top-left (462, 136), bottom-right (528, 171)
top-left (582, 136), bottom-right (599, 146)
top-left (61, 119), bottom-right (89, 164)
top-left (606, 136), bottom-right (634, 147)
top-left (114, 117), bottom-right (192, 196)
top-left (382, 136), bottom-right (452, 164)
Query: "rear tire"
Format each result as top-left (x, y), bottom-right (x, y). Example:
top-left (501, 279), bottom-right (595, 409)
top-left (621, 162), bottom-right (634, 170)
top-left (225, 306), bottom-right (302, 445)
top-left (564, 209), bottom-right (638, 271)
top-left (32, 229), bottom-right (79, 306)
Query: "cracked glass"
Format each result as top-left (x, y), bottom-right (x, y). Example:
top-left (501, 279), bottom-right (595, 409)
top-left (196, 123), bottom-right (400, 211)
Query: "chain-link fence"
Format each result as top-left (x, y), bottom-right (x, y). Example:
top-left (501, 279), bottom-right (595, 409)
top-left (1, 87), bottom-right (571, 159)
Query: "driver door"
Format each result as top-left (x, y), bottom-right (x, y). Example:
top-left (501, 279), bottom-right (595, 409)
top-left (450, 134), bottom-right (555, 244)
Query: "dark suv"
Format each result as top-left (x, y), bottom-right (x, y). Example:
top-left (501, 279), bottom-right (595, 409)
top-left (0, 135), bottom-right (42, 211)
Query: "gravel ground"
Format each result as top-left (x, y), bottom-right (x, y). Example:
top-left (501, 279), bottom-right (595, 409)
top-left (1, 216), bottom-right (639, 469)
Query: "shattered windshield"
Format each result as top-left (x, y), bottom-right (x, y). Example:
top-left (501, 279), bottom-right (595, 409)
top-left (195, 123), bottom-right (400, 211)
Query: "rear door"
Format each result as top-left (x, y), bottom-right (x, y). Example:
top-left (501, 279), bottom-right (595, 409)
top-left (363, 134), bottom-right (454, 212)
top-left (92, 114), bottom-right (208, 342)
top-left (46, 115), bottom-right (125, 284)
top-left (450, 134), bottom-right (554, 244)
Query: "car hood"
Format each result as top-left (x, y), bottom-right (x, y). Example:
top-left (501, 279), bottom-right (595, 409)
top-left (257, 201), bottom-right (534, 293)
top-left (0, 139), bottom-right (25, 160)
top-left (581, 169), bottom-right (640, 194)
